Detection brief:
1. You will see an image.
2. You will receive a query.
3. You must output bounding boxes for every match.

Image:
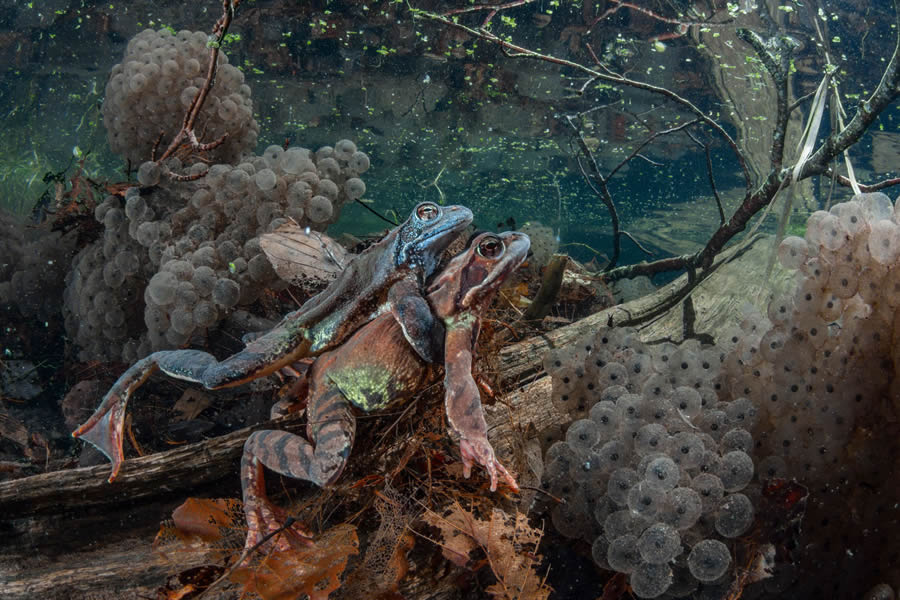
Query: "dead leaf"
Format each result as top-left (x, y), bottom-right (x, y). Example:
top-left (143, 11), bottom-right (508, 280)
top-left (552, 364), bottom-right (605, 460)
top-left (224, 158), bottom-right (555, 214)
top-left (422, 502), bottom-right (550, 600)
top-left (155, 565), bottom-right (225, 600)
top-left (343, 483), bottom-right (419, 596)
top-left (231, 523), bottom-right (359, 600)
top-left (154, 497), bottom-right (245, 563)
top-left (261, 224), bottom-right (350, 287)
top-left (172, 389), bottom-right (211, 421)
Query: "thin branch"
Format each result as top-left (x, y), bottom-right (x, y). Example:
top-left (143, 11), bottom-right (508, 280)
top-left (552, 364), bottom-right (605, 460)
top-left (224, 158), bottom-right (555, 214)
top-left (608, 119), bottom-right (699, 180)
top-left (156, 0), bottom-right (240, 167)
top-left (354, 198), bottom-right (400, 226)
top-left (789, 89), bottom-right (817, 113)
top-left (197, 516), bottom-right (299, 600)
top-left (822, 168), bottom-right (900, 193)
top-left (411, 6), bottom-right (751, 189)
top-left (620, 231), bottom-right (653, 257)
top-left (585, 0), bottom-right (732, 36)
top-left (686, 129), bottom-right (726, 225)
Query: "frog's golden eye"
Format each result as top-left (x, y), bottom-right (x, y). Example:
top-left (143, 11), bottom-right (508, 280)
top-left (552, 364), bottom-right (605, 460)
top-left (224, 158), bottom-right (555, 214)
top-left (416, 202), bottom-right (440, 221)
top-left (477, 236), bottom-right (504, 259)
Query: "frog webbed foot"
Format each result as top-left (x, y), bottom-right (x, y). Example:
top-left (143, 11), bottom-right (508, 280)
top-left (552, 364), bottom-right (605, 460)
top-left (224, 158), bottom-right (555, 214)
top-left (71, 353), bottom-right (165, 481)
top-left (459, 436), bottom-right (520, 493)
top-left (243, 491), bottom-right (314, 553)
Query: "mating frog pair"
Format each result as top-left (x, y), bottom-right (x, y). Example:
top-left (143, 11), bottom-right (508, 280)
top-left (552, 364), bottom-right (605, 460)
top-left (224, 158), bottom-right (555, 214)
top-left (73, 201), bottom-right (528, 550)
top-left (74, 202), bottom-right (472, 480)
top-left (241, 230), bottom-right (529, 548)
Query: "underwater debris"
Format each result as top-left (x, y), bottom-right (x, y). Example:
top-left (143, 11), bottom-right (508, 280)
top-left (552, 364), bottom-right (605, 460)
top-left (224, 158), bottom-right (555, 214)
top-left (422, 502), bottom-right (551, 600)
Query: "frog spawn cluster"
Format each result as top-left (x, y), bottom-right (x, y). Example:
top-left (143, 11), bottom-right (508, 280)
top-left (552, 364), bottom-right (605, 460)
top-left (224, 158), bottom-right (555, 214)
top-left (719, 191), bottom-right (900, 596)
top-left (62, 140), bottom-right (370, 362)
top-left (723, 192), bottom-right (900, 481)
top-left (541, 327), bottom-right (757, 598)
top-left (0, 214), bottom-right (77, 322)
top-left (102, 28), bottom-right (258, 165)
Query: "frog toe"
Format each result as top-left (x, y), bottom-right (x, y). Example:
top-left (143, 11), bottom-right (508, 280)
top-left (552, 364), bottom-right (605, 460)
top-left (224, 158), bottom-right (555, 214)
top-left (244, 496), bottom-right (313, 554)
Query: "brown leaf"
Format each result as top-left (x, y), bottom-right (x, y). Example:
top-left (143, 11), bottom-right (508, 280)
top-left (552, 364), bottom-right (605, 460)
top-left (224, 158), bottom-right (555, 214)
top-left (260, 224), bottom-right (350, 286)
top-left (423, 502), bottom-right (550, 600)
top-left (155, 565), bottom-right (225, 600)
top-left (172, 389), bottom-right (211, 422)
top-left (171, 498), bottom-right (243, 542)
top-left (422, 503), bottom-right (481, 567)
top-left (153, 498), bottom-right (245, 566)
top-left (230, 523), bottom-right (359, 600)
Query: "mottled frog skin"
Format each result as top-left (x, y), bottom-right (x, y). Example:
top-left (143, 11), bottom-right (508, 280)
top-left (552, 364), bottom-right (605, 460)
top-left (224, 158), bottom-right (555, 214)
top-left (73, 202), bottom-right (473, 481)
top-left (241, 231), bottom-right (530, 549)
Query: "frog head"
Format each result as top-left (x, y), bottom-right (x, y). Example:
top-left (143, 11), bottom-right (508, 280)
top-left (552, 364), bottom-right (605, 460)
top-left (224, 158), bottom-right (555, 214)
top-left (395, 202), bottom-right (473, 277)
top-left (427, 231), bottom-right (531, 320)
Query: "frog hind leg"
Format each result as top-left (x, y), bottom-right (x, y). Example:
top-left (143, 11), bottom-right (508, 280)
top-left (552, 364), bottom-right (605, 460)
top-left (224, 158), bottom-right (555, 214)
top-left (73, 331), bottom-right (313, 481)
top-left (240, 451), bottom-right (315, 553)
top-left (240, 388), bottom-right (355, 550)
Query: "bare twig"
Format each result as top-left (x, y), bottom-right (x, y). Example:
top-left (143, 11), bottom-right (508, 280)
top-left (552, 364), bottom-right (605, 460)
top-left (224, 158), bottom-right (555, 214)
top-left (822, 169), bottom-right (900, 193)
top-left (156, 0), bottom-right (240, 169)
top-left (410, 6), bottom-right (751, 189)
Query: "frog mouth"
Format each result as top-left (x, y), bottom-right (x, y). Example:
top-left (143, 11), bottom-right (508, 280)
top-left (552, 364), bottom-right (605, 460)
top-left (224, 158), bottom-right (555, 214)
top-left (418, 205), bottom-right (473, 245)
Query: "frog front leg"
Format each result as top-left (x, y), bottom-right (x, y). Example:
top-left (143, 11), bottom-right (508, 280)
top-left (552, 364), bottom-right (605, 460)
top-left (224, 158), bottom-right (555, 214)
top-left (443, 325), bottom-right (519, 492)
top-left (73, 318), bottom-right (313, 481)
top-left (240, 386), bottom-right (355, 550)
top-left (389, 277), bottom-right (444, 364)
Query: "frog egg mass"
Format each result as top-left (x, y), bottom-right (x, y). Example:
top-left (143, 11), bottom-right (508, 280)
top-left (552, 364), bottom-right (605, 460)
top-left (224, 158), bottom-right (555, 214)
top-left (539, 191), bottom-right (900, 597)
top-left (102, 28), bottom-right (257, 165)
top-left (55, 28), bottom-right (371, 362)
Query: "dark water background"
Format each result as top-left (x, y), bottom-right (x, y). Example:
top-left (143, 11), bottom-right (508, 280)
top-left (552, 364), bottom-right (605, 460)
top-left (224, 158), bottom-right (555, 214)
top-left (1, 0), bottom-right (897, 268)
top-left (2, 1), bottom-right (900, 598)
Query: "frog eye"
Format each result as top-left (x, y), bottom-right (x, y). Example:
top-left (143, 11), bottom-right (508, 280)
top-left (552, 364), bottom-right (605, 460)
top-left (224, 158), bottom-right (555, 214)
top-left (416, 202), bottom-right (440, 221)
top-left (476, 236), bottom-right (505, 259)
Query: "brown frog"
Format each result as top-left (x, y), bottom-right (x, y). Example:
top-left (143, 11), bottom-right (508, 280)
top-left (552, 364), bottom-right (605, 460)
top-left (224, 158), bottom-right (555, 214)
top-left (242, 231), bottom-right (530, 549)
top-left (73, 202), bottom-right (473, 481)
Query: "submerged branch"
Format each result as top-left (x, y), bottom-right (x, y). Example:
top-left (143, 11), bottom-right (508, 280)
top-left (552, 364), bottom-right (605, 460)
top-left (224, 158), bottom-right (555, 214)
top-left (156, 0), bottom-right (240, 168)
top-left (411, 6), bottom-right (751, 189)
